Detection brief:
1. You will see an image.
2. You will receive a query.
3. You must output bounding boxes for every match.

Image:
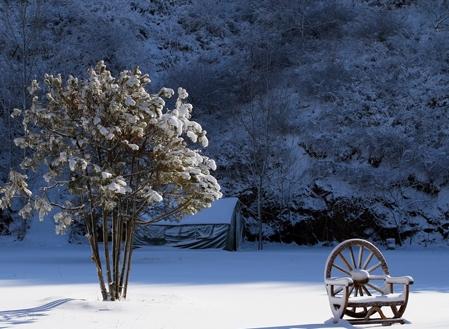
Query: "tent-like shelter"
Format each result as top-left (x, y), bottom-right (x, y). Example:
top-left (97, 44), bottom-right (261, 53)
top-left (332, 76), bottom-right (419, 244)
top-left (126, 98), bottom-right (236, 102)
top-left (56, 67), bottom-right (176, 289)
top-left (134, 197), bottom-right (243, 251)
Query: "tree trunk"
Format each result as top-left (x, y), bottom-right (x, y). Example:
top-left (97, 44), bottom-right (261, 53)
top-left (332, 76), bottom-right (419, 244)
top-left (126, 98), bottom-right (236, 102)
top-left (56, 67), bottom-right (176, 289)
top-left (85, 213), bottom-right (108, 301)
top-left (257, 180), bottom-right (263, 251)
top-left (123, 218), bottom-right (135, 299)
top-left (115, 211), bottom-right (124, 298)
top-left (102, 210), bottom-right (114, 300)
top-left (119, 220), bottom-right (130, 295)
top-left (112, 209), bottom-right (119, 300)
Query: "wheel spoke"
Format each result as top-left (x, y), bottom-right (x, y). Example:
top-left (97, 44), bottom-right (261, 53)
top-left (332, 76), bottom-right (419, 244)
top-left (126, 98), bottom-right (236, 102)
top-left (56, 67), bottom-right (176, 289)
top-left (359, 286), bottom-right (364, 296)
top-left (338, 252), bottom-right (353, 271)
top-left (332, 263), bottom-right (350, 275)
top-left (348, 285), bottom-right (355, 296)
top-left (362, 251), bottom-right (374, 270)
top-left (367, 262), bottom-right (382, 273)
top-left (357, 246), bottom-right (364, 269)
top-left (334, 287), bottom-right (344, 295)
top-left (354, 286), bottom-right (359, 297)
top-left (366, 283), bottom-right (385, 294)
top-left (362, 285), bottom-right (372, 296)
top-left (349, 246), bottom-right (357, 269)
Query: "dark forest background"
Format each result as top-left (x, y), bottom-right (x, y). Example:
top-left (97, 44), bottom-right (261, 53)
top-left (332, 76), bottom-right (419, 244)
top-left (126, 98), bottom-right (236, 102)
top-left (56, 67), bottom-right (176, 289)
top-left (1, 0), bottom-right (449, 246)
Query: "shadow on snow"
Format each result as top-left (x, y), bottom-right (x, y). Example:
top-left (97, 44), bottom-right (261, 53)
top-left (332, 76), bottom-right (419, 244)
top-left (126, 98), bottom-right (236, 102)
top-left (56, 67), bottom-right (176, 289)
top-left (0, 298), bottom-right (74, 328)
top-left (247, 319), bottom-right (356, 329)
top-left (0, 244), bottom-right (448, 292)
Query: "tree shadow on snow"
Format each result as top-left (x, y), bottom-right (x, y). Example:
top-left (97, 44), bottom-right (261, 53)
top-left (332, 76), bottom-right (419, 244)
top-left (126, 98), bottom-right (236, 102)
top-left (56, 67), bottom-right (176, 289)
top-left (0, 298), bottom-right (74, 328)
top-left (2, 246), bottom-right (449, 292)
top-left (248, 319), bottom-right (356, 329)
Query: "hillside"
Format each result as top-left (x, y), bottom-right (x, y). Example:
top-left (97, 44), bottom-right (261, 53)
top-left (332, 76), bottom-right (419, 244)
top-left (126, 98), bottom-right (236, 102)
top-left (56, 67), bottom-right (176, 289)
top-left (1, 0), bottom-right (449, 246)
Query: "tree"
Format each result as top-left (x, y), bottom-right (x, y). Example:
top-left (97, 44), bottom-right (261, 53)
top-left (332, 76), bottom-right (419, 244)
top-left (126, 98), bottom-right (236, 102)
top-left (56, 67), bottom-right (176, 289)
top-left (0, 61), bottom-right (222, 300)
top-left (239, 88), bottom-right (296, 250)
top-left (0, 0), bottom-right (46, 111)
top-left (240, 99), bottom-right (272, 251)
top-left (0, 0), bottom-right (47, 238)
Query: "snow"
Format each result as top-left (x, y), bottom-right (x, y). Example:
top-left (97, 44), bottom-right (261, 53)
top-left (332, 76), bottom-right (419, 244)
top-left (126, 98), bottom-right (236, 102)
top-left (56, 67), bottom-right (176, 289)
top-left (386, 276), bottom-right (414, 285)
top-left (324, 278), bottom-right (353, 286)
top-left (346, 293), bottom-right (404, 304)
top-left (154, 197), bottom-right (239, 225)
top-left (18, 216), bottom-right (68, 248)
top-left (0, 240), bottom-right (448, 329)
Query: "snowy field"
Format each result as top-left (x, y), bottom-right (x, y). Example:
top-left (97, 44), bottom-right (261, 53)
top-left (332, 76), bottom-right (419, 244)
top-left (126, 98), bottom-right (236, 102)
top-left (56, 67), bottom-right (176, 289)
top-left (1, 240), bottom-right (449, 329)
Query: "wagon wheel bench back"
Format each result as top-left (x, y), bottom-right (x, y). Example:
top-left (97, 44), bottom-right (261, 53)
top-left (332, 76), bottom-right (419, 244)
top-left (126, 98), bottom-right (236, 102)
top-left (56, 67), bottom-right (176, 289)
top-left (324, 239), bottom-right (414, 326)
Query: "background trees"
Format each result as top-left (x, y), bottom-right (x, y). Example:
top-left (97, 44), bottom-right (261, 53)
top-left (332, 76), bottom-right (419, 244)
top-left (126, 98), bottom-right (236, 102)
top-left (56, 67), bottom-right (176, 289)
top-left (1, 0), bottom-right (449, 246)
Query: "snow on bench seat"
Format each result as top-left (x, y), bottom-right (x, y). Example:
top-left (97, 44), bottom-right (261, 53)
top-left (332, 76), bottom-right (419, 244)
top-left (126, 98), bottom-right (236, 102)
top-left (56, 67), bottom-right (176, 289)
top-left (329, 293), bottom-right (405, 307)
top-left (347, 293), bottom-right (405, 305)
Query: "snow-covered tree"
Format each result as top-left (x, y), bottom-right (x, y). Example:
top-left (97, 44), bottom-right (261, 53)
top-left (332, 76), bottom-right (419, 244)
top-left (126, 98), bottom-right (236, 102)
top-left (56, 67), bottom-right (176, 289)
top-left (0, 61), bottom-right (222, 300)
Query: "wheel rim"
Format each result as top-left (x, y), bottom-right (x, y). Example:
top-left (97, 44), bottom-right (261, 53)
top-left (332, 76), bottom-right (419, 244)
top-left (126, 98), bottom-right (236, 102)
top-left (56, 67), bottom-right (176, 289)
top-left (325, 239), bottom-right (390, 318)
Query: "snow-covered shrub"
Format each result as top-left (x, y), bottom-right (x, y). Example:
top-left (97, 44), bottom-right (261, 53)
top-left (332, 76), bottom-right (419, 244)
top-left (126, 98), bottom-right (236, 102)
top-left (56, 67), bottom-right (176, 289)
top-left (0, 61), bottom-right (221, 300)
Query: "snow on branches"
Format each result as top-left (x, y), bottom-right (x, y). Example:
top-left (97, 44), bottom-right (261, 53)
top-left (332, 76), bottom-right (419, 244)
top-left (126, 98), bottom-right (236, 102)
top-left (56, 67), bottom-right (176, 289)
top-left (0, 61), bottom-right (222, 300)
top-left (0, 60), bottom-right (221, 229)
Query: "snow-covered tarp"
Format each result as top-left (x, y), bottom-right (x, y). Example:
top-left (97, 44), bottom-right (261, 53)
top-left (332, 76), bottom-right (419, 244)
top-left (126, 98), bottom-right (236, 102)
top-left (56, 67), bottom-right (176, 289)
top-left (156, 197), bottom-right (239, 225)
top-left (135, 198), bottom-right (243, 250)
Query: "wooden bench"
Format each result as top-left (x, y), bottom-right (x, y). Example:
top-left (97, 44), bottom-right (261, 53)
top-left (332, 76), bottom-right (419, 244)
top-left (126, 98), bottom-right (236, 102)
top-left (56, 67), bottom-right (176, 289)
top-left (324, 239), bottom-right (414, 326)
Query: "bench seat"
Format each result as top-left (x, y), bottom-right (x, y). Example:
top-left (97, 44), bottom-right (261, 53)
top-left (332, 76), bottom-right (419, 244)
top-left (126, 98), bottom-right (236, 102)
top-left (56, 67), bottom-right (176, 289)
top-left (347, 293), bottom-right (405, 305)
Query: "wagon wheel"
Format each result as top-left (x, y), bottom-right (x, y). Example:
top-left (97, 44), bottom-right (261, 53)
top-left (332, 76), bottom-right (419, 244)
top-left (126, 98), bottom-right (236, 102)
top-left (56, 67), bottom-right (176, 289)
top-left (325, 239), bottom-right (390, 319)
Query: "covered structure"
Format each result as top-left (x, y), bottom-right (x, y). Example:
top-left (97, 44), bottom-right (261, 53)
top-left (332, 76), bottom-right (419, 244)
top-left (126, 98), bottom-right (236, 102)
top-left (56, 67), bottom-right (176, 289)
top-left (134, 197), bottom-right (243, 251)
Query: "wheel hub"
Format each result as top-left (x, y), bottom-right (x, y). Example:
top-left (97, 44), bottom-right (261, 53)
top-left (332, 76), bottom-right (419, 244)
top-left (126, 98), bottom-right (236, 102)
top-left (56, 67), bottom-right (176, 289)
top-left (350, 269), bottom-right (369, 284)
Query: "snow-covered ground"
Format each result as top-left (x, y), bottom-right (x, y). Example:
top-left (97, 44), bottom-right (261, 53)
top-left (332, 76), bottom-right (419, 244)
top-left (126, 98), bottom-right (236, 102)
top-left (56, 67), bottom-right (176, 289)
top-left (0, 239), bottom-right (448, 329)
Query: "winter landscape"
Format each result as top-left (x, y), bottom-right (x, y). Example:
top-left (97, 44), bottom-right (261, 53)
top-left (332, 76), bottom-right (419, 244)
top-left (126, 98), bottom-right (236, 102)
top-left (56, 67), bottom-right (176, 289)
top-left (1, 0), bottom-right (449, 328)
top-left (1, 225), bottom-right (449, 329)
